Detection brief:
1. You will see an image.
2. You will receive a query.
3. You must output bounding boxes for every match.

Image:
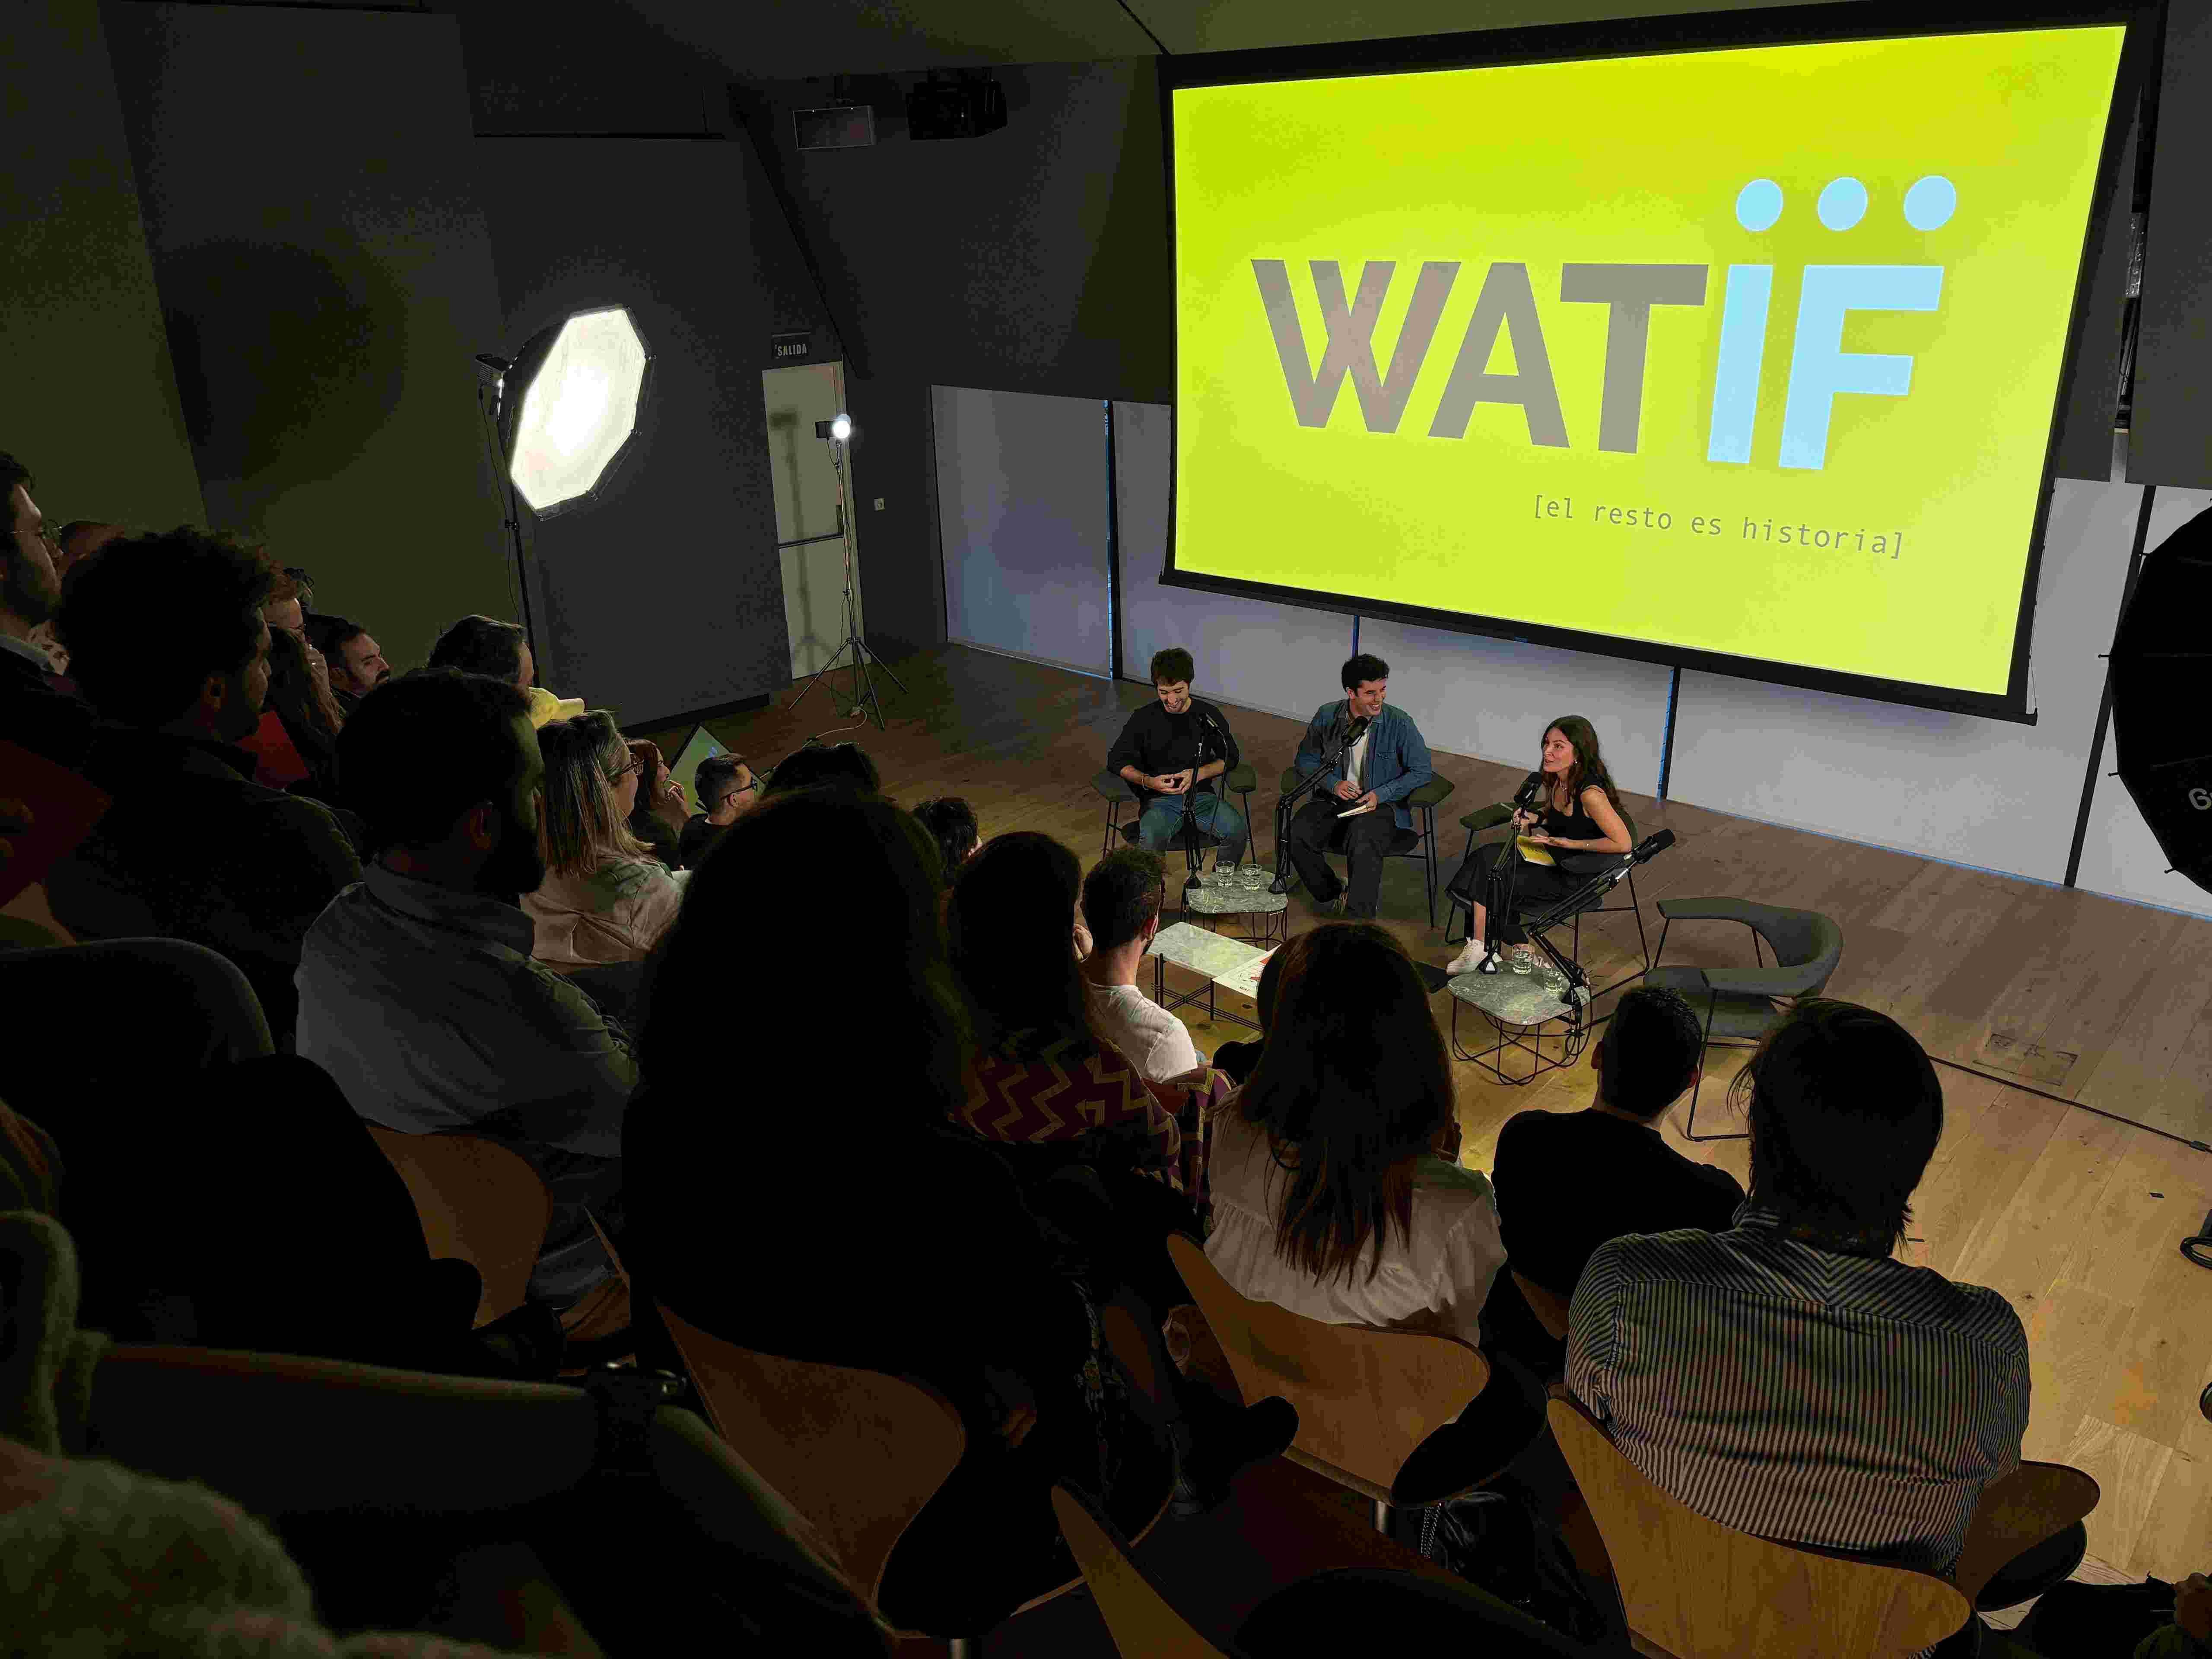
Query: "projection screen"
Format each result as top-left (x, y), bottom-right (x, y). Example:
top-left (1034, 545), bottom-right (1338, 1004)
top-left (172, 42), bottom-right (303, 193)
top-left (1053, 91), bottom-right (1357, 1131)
top-left (1163, 5), bottom-right (2147, 721)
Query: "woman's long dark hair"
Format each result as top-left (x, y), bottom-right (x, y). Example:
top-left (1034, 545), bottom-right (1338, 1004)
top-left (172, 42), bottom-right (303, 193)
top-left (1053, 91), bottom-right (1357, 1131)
top-left (1540, 714), bottom-right (1624, 816)
top-left (636, 791), bottom-right (971, 1120)
top-left (1233, 922), bottom-right (1455, 1286)
top-left (947, 831), bottom-right (1098, 1060)
top-left (264, 623), bottom-right (343, 791)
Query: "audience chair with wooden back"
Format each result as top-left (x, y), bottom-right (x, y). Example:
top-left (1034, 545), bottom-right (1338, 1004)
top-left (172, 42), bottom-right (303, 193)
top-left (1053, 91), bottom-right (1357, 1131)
top-left (82, 1341), bottom-right (889, 1656)
top-left (1050, 1482), bottom-right (1594, 1658)
top-left (1166, 1233), bottom-right (1516, 1534)
top-left (657, 1300), bottom-right (1170, 1657)
top-left (1546, 1392), bottom-right (1972, 1659)
top-left (1949, 1461), bottom-right (2099, 1615)
top-left (366, 1127), bottom-right (552, 1328)
top-left (1640, 898), bottom-right (1845, 1141)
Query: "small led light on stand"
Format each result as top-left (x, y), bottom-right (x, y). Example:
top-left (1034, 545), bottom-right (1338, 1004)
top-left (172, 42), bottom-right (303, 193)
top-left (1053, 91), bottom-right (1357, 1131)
top-left (791, 407), bottom-right (907, 728)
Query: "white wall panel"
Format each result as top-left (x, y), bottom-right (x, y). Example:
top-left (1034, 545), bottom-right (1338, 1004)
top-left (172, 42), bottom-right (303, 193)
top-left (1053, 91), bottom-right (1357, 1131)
top-left (934, 385), bottom-right (1111, 675)
top-left (1113, 400), bottom-right (1352, 721)
top-left (1665, 474), bottom-right (2145, 884)
top-left (1352, 617), bottom-right (1675, 799)
top-left (2072, 486), bottom-right (2212, 920)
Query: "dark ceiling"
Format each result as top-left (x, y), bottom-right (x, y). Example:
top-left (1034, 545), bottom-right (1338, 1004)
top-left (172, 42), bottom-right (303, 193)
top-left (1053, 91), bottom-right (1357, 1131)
top-left (578, 0), bottom-right (1848, 81)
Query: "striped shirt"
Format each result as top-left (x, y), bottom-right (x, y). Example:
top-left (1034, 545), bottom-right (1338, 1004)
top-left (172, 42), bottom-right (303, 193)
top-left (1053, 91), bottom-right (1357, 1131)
top-left (1567, 1204), bottom-right (2029, 1579)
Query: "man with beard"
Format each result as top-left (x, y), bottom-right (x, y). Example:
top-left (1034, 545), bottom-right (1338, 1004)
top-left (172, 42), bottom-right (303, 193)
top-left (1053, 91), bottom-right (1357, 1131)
top-left (303, 612), bottom-right (389, 715)
top-left (294, 668), bottom-right (637, 1352)
top-left (44, 529), bottom-right (362, 1049)
top-left (0, 452), bottom-right (95, 767)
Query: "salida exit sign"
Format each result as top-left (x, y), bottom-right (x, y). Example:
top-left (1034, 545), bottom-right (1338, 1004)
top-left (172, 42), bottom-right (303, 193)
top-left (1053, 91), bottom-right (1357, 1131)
top-left (771, 332), bottom-right (812, 361)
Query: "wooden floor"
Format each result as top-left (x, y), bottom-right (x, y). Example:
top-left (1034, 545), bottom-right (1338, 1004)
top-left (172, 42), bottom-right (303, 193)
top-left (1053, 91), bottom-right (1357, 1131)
top-left (644, 642), bottom-right (2212, 1588)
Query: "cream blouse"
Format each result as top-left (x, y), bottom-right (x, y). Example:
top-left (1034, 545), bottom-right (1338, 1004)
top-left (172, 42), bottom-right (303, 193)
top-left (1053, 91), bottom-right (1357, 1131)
top-left (1204, 1097), bottom-right (1505, 1351)
top-left (520, 856), bottom-right (688, 970)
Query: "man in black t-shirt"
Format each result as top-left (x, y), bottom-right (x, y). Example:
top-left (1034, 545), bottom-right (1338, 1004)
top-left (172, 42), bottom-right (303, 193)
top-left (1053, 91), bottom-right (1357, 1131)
top-left (1481, 984), bottom-right (1745, 1373)
top-left (1104, 647), bottom-right (1246, 864)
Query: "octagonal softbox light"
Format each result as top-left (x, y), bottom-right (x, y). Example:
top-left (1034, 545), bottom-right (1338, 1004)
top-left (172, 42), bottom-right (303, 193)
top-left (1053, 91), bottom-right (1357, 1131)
top-left (505, 306), bottom-right (650, 516)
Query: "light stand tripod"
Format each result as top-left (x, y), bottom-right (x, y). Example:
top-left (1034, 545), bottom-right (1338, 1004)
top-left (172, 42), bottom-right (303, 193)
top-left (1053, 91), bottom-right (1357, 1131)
top-left (789, 423), bottom-right (904, 730)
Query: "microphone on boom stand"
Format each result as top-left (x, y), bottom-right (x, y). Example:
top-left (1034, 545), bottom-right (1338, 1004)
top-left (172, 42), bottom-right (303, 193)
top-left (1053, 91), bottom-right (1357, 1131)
top-left (1267, 711), bottom-right (1371, 894)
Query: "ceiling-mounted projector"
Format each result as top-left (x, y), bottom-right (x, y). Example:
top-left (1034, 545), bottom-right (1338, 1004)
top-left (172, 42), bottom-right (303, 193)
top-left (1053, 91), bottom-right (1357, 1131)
top-left (908, 73), bottom-right (1007, 141)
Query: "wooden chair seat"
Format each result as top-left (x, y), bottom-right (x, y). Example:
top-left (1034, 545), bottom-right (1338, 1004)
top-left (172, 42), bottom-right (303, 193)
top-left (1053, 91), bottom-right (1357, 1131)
top-left (1547, 1392), bottom-right (1972, 1658)
top-left (1511, 1270), bottom-right (1573, 1344)
top-left (1166, 1234), bottom-right (1494, 1526)
top-left (365, 1126), bottom-right (552, 1328)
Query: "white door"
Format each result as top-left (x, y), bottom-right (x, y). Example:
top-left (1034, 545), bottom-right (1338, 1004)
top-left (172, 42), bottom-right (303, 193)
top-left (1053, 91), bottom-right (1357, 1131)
top-left (763, 362), bottom-right (861, 680)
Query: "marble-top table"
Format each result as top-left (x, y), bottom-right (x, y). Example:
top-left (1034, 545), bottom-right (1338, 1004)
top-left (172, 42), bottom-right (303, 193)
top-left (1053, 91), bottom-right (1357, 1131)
top-left (1178, 870), bottom-right (1289, 945)
top-left (1145, 921), bottom-right (1276, 1033)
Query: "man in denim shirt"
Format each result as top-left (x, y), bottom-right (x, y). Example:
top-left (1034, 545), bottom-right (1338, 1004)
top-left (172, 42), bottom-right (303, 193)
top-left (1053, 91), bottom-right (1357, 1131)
top-left (1283, 652), bottom-right (1433, 919)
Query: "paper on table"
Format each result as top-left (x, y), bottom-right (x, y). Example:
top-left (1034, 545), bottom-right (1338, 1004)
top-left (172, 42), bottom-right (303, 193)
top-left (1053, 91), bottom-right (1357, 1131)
top-left (1336, 802), bottom-right (1376, 818)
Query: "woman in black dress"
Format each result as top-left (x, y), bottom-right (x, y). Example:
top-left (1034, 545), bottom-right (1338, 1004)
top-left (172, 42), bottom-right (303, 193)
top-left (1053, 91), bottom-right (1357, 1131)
top-left (1443, 716), bottom-right (1634, 977)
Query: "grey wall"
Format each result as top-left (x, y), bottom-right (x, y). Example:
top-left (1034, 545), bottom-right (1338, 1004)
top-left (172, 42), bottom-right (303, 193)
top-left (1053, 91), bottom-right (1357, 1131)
top-left (474, 137), bottom-right (832, 726)
top-left (934, 386), bottom-right (1112, 675)
top-left (0, 0), bottom-right (203, 533)
top-left (739, 60), bottom-right (1171, 404)
top-left (2129, 0), bottom-right (2212, 488)
top-left (103, 3), bottom-right (511, 671)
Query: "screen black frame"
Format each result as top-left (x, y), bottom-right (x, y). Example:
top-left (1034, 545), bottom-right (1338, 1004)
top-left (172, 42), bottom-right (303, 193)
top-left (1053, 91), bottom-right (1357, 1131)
top-left (1156, 0), bottom-right (2159, 725)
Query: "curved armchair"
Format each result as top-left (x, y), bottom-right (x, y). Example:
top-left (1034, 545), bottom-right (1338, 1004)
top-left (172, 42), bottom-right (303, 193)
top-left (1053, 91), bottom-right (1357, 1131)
top-left (1095, 764), bottom-right (1258, 861)
top-left (1443, 799), bottom-right (1653, 1004)
top-left (1642, 898), bottom-right (1844, 1141)
top-left (1274, 770), bottom-right (1455, 927)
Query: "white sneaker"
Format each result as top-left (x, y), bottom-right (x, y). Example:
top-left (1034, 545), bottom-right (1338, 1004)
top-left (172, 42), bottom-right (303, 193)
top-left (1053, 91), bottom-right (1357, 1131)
top-left (1446, 941), bottom-right (1487, 976)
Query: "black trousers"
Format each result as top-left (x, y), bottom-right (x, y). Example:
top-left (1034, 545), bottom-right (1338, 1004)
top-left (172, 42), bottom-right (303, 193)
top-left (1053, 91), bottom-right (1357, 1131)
top-left (1285, 797), bottom-right (1409, 917)
top-left (1446, 842), bottom-right (1584, 946)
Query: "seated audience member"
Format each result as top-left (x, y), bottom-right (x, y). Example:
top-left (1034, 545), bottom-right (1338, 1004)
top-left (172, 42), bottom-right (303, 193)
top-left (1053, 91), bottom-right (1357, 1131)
top-left (245, 620), bottom-right (346, 793)
top-left (1207, 948), bottom-right (1282, 1086)
top-left (429, 612), bottom-right (534, 688)
top-left (621, 790), bottom-right (1182, 1620)
top-left (1482, 985), bottom-right (1744, 1376)
top-left (304, 611), bottom-right (389, 715)
top-left (949, 832), bottom-right (1191, 1196)
top-left (1079, 847), bottom-right (1210, 1081)
top-left (678, 752), bottom-right (760, 868)
top-left (630, 792), bottom-right (1289, 1551)
top-left (1204, 923), bottom-right (1538, 1511)
top-left (295, 668), bottom-right (635, 1350)
top-left (911, 795), bottom-right (979, 889)
top-left (522, 712), bottom-right (687, 973)
top-left (23, 521), bottom-right (124, 689)
top-left (0, 450), bottom-right (95, 769)
top-left (617, 735), bottom-right (696, 871)
top-left (427, 612), bottom-right (580, 726)
top-left (760, 738), bottom-right (879, 798)
top-left (0, 933), bottom-right (490, 1373)
top-left (1206, 923), bottom-right (1502, 1353)
top-left (45, 529), bottom-right (361, 1050)
top-left (1569, 998), bottom-right (2029, 1583)
top-left (54, 518), bottom-right (126, 582)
